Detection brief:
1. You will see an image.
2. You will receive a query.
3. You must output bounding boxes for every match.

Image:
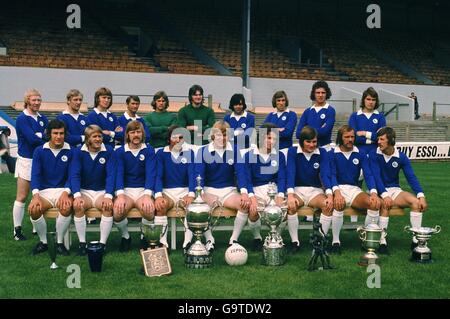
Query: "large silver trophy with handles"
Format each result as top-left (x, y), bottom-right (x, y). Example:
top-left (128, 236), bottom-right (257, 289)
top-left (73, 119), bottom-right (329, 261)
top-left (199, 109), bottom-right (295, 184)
top-left (180, 175), bottom-right (221, 269)
top-left (404, 225), bottom-right (441, 263)
top-left (357, 219), bottom-right (387, 266)
top-left (258, 183), bottom-right (288, 266)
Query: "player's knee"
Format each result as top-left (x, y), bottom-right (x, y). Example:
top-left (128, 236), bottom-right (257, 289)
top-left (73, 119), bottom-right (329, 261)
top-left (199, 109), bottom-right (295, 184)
top-left (155, 209), bottom-right (166, 217)
top-left (411, 199), bottom-right (420, 211)
top-left (142, 211), bottom-right (154, 221)
top-left (102, 210), bottom-right (113, 218)
top-left (59, 208), bottom-right (72, 217)
top-left (29, 209), bottom-right (42, 220)
top-left (248, 213), bottom-right (259, 222)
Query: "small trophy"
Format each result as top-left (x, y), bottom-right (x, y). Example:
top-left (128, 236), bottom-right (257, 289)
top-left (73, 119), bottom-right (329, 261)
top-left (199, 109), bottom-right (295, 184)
top-left (47, 231), bottom-right (58, 270)
top-left (183, 175), bottom-right (221, 269)
top-left (357, 220), bottom-right (386, 266)
top-left (404, 225), bottom-right (441, 263)
top-left (140, 223), bottom-right (171, 276)
top-left (258, 183), bottom-right (288, 266)
top-left (87, 241), bottom-right (105, 272)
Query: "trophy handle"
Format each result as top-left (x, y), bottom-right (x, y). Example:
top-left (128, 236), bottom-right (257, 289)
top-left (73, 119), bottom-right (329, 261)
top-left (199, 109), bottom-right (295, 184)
top-left (404, 226), bottom-right (412, 232)
top-left (208, 200), bottom-right (222, 231)
top-left (175, 199), bottom-right (188, 231)
top-left (434, 225), bottom-right (441, 234)
top-left (357, 227), bottom-right (366, 241)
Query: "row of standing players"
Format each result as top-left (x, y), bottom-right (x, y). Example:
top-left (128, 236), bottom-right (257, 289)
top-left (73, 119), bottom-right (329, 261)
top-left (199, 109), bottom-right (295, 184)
top-left (12, 81), bottom-right (426, 257)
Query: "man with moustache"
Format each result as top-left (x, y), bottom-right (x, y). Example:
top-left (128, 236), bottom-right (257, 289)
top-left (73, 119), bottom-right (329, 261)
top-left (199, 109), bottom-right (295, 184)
top-left (117, 95), bottom-right (151, 144)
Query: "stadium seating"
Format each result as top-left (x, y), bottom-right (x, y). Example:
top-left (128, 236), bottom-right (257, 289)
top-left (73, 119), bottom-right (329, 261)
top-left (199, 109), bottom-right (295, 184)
top-left (43, 206), bottom-right (405, 250)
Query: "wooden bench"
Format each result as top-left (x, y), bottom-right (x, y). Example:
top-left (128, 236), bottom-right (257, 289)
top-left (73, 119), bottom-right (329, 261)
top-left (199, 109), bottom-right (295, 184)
top-left (44, 206), bottom-right (405, 250)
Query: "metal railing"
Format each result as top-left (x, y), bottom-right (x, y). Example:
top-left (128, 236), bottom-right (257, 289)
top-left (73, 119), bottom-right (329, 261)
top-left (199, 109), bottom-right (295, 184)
top-left (328, 98), bottom-right (357, 113)
top-left (380, 103), bottom-right (409, 120)
top-left (432, 102), bottom-right (450, 121)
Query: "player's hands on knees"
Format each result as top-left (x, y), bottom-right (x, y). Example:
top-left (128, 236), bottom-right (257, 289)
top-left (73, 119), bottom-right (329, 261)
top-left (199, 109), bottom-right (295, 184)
top-left (287, 193), bottom-right (299, 212)
top-left (383, 196), bottom-right (393, 210)
top-left (57, 192), bottom-right (72, 212)
top-left (182, 194), bottom-right (195, 207)
top-left (369, 193), bottom-right (381, 210)
top-left (155, 197), bottom-right (166, 212)
top-left (28, 194), bottom-right (42, 215)
top-left (249, 197), bottom-right (258, 216)
top-left (275, 196), bottom-right (285, 207)
top-left (101, 197), bottom-right (113, 212)
top-left (240, 193), bottom-right (250, 211)
top-left (73, 197), bottom-right (85, 211)
top-left (324, 194), bottom-right (334, 214)
top-left (418, 197), bottom-right (427, 212)
top-left (333, 190), bottom-right (345, 211)
top-left (141, 195), bottom-right (155, 215)
top-left (114, 195), bottom-right (127, 216)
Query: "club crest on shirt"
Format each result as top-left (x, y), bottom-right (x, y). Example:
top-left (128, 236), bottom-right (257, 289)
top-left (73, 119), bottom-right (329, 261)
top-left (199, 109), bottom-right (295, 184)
top-left (99, 157), bottom-right (106, 164)
top-left (352, 158), bottom-right (359, 165)
top-left (181, 157), bottom-right (187, 164)
top-left (372, 118), bottom-right (378, 124)
top-left (392, 161), bottom-right (398, 168)
top-left (313, 162), bottom-right (320, 169)
top-left (39, 121), bottom-right (44, 127)
top-left (108, 117), bottom-right (114, 122)
top-left (241, 123), bottom-right (246, 129)
top-left (80, 120), bottom-right (86, 125)
top-left (61, 155), bottom-right (68, 162)
top-left (227, 159), bottom-right (234, 165)
top-left (139, 154), bottom-right (145, 161)
top-left (320, 114), bottom-right (326, 120)
top-left (271, 160), bottom-right (278, 167)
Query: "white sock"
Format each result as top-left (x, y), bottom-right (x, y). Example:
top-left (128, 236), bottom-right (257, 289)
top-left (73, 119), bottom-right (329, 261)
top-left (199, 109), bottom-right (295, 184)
top-left (319, 214), bottom-right (332, 235)
top-left (247, 218), bottom-right (262, 240)
top-left (306, 215), bottom-right (313, 222)
top-left (154, 216), bottom-right (168, 247)
top-left (74, 216), bottom-right (86, 243)
top-left (332, 210), bottom-right (344, 244)
top-left (229, 211), bottom-right (248, 244)
top-left (350, 215), bottom-right (358, 223)
top-left (13, 200), bottom-right (25, 228)
top-left (183, 218), bottom-right (193, 248)
top-left (365, 210), bottom-right (380, 226)
top-left (141, 217), bottom-right (153, 226)
top-left (30, 215), bottom-right (47, 244)
top-left (410, 211), bottom-right (423, 229)
top-left (100, 215), bottom-right (113, 245)
top-left (115, 218), bottom-right (129, 239)
top-left (56, 214), bottom-right (72, 244)
top-left (204, 229), bottom-right (215, 244)
top-left (287, 214), bottom-right (299, 244)
top-left (379, 216), bottom-right (390, 245)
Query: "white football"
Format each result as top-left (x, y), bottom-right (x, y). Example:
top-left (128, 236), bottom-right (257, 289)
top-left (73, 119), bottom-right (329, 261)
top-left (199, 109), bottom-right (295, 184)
top-left (225, 243), bottom-right (248, 266)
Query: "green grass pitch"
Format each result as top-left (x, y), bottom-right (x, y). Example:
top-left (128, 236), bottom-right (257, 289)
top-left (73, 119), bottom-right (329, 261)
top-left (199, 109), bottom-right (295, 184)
top-left (0, 162), bottom-right (449, 299)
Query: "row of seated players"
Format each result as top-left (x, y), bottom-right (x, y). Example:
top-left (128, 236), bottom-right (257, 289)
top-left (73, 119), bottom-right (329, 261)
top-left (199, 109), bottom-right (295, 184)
top-left (26, 118), bottom-right (426, 257)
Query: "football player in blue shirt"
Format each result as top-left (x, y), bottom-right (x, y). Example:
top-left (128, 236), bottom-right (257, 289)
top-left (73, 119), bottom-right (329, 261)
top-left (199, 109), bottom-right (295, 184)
top-left (369, 127), bottom-right (427, 253)
top-left (286, 126), bottom-right (334, 253)
top-left (296, 80), bottom-right (336, 151)
top-left (56, 89), bottom-right (88, 148)
top-left (116, 95), bottom-right (151, 144)
top-left (329, 125), bottom-right (382, 253)
top-left (239, 123), bottom-right (286, 251)
top-left (87, 87), bottom-right (123, 147)
top-left (348, 87), bottom-right (386, 154)
top-left (70, 125), bottom-right (116, 255)
top-left (195, 121), bottom-right (249, 252)
top-left (28, 119), bottom-right (73, 256)
top-left (262, 91), bottom-right (298, 151)
top-left (113, 121), bottom-right (156, 252)
top-left (13, 89), bottom-right (48, 241)
top-left (154, 125), bottom-right (196, 250)
top-left (223, 93), bottom-right (255, 149)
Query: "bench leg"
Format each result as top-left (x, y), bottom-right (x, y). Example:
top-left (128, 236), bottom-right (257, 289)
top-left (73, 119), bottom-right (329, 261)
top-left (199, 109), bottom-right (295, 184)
top-left (170, 217), bottom-right (177, 250)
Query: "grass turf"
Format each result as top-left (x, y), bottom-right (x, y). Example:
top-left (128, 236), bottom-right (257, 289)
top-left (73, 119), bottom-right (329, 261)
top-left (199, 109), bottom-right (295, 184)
top-left (0, 162), bottom-right (449, 299)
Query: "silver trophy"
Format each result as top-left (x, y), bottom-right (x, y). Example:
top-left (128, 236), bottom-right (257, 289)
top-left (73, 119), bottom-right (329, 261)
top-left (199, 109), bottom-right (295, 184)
top-left (181, 175), bottom-right (221, 269)
top-left (357, 220), bottom-right (386, 266)
top-left (258, 183), bottom-right (288, 266)
top-left (404, 225), bottom-right (441, 263)
top-left (47, 231), bottom-right (58, 270)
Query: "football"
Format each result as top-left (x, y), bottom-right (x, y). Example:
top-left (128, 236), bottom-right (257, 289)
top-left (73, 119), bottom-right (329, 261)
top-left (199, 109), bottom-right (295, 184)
top-left (225, 243), bottom-right (248, 266)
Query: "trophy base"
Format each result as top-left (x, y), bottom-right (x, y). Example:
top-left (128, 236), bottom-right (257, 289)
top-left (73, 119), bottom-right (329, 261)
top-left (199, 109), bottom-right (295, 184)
top-left (263, 246), bottom-right (286, 266)
top-left (411, 250), bottom-right (433, 263)
top-left (358, 251), bottom-right (379, 267)
top-left (50, 262), bottom-right (58, 270)
top-left (185, 254), bottom-right (213, 269)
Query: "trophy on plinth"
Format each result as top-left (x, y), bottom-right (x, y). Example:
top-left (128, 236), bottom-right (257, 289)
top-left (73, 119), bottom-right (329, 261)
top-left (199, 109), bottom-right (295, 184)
top-left (308, 212), bottom-right (334, 271)
top-left (258, 183), bottom-right (288, 266)
top-left (182, 175), bottom-right (221, 269)
top-left (404, 225), bottom-right (441, 263)
top-left (47, 231), bottom-right (58, 270)
top-left (140, 222), bottom-right (171, 277)
top-left (357, 219), bottom-right (386, 266)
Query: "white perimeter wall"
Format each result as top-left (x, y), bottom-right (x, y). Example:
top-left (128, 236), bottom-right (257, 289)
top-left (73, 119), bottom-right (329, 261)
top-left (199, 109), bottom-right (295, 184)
top-left (1, 66), bottom-right (450, 115)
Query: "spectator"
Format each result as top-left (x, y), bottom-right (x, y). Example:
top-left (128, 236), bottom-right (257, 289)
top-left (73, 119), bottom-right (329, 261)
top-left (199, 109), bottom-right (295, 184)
top-left (409, 92), bottom-right (420, 120)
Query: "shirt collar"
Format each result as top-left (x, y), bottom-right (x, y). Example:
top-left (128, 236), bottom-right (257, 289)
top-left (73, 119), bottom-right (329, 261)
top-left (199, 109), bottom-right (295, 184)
top-left (163, 143), bottom-right (190, 153)
top-left (252, 147), bottom-right (278, 156)
top-left (124, 143), bottom-right (147, 153)
top-left (357, 109), bottom-right (379, 115)
top-left (312, 103), bottom-right (329, 110)
top-left (334, 146), bottom-right (360, 154)
top-left (272, 108), bottom-right (290, 115)
top-left (63, 110), bottom-right (83, 116)
top-left (297, 146), bottom-right (321, 155)
top-left (376, 147), bottom-right (399, 158)
top-left (23, 108), bottom-right (41, 118)
top-left (94, 107), bottom-right (110, 115)
top-left (43, 142), bottom-right (71, 150)
top-left (81, 143), bottom-right (106, 153)
top-left (208, 142), bottom-right (233, 153)
top-left (124, 112), bottom-right (140, 120)
top-left (230, 111), bottom-right (247, 119)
